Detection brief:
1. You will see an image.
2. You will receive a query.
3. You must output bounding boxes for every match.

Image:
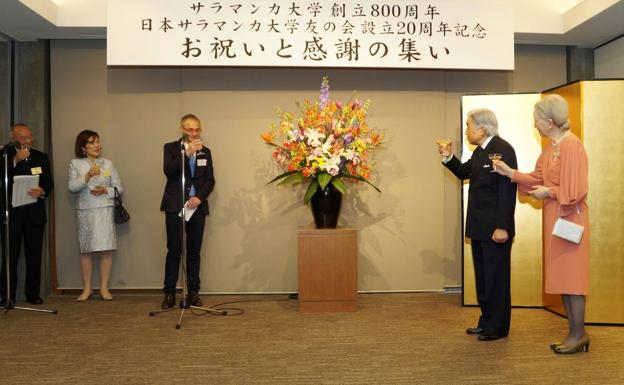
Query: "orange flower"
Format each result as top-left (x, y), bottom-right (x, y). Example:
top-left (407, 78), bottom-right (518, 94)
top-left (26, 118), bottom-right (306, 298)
top-left (261, 131), bottom-right (274, 144)
top-left (370, 132), bottom-right (383, 146)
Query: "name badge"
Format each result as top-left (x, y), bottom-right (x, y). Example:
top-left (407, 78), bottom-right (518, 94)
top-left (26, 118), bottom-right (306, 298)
top-left (197, 159), bottom-right (207, 167)
top-left (31, 167), bottom-right (43, 175)
top-left (103, 169), bottom-right (112, 177)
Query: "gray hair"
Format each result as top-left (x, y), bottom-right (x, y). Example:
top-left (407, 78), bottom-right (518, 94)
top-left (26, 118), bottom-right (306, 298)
top-left (534, 94), bottom-right (570, 130)
top-left (467, 108), bottom-right (498, 136)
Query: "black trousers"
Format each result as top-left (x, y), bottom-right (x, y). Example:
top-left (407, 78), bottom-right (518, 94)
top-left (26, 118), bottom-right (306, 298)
top-left (163, 211), bottom-right (205, 294)
top-left (1, 213), bottom-right (45, 302)
top-left (471, 239), bottom-right (512, 336)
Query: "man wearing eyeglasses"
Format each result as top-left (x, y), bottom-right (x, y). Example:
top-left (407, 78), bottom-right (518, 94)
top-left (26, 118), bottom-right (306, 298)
top-left (159, 114), bottom-right (215, 309)
top-left (1, 123), bottom-right (53, 307)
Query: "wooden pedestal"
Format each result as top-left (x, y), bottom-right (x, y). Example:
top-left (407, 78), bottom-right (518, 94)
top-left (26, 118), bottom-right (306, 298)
top-left (297, 227), bottom-right (357, 312)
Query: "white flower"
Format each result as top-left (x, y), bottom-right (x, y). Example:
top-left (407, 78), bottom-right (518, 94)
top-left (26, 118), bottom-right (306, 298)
top-left (305, 128), bottom-right (325, 147)
top-left (343, 149), bottom-right (356, 160)
top-left (322, 154), bottom-right (341, 176)
top-left (287, 129), bottom-right (304, 141)
top-left (321, 140), bottom-right (332, 154)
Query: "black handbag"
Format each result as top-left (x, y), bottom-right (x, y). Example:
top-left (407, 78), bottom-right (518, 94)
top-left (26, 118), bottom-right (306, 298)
top-left (113, 187), bottom-right (130, 224)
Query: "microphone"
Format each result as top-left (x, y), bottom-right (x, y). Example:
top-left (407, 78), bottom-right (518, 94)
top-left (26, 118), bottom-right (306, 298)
top-left (180, 134), bottom-right (189, 144)
top-left (4, 140), bottom-right (18, 148)
top-left (0, 140), bottom-right (17, 152)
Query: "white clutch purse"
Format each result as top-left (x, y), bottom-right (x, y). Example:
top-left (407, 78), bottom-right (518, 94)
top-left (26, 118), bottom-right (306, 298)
top-left (552, 206), bottom-right (584, 244)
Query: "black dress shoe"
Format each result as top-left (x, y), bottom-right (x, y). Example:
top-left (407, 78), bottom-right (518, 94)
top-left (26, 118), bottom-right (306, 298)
top-left (188, 292), bottom-right (203, 307)
top-left (161, 293), bottom-right (176, 309)
top-left (466, 327), bottom-right (484, 335)
top-left (478, 332), bottom-right (505, 341)
top-left (26, 297), bottom-right (44, 305)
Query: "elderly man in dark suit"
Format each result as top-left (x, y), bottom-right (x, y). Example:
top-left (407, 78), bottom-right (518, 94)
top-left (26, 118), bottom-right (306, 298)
top-left (1, 123), bottom-right (53, 306)
top-left (160, 114), bottom-right (215, 309)
top-left (438, 109), bottom-right (517, 341)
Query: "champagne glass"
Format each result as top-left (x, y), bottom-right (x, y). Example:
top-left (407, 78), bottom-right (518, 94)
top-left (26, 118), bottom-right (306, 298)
top-left (436, 139), bottom-right (451, 157)
top-left (17, 142), bottom-right (31, 163)
top-left (195, 135), bottom-right (205, 156)
top-left (88, 157), bottom-right (101, 178)
top-left (488, 153), bottom-right (502, 172)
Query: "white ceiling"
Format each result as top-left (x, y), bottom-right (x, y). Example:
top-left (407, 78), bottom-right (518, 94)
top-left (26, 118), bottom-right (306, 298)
top-left (1, 0), bottom-right (623, 48)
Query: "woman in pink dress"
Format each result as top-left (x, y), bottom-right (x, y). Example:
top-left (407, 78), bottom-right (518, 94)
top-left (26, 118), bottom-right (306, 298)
top-left (493, 94), bottom-right (590, 354)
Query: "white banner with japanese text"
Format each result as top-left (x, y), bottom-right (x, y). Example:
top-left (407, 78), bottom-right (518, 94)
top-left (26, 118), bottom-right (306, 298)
top-left (107, 0), bottom-right (514, 70)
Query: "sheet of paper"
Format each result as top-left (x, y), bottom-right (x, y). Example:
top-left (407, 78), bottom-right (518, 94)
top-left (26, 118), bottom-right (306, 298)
top-left (11, 175), bottom-right (40, 207)
top-left (184, 206), bottom-right (197, 222)
top-left (178, 206), bottom-right (197, 222)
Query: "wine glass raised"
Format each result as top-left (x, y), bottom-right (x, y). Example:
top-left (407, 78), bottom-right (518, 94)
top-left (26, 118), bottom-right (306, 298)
top-left (17, 143), bottom-right (31, 163)
top-left (488, 153), bottom-right (502, 172)
top-left (436, 139), bottom-right (451, 157)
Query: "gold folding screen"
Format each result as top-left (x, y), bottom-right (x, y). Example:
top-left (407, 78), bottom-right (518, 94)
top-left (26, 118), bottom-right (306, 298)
top-left (461, 80), bottom-right (624, 324)
top-left (548, 80), bottom-right (624, 324)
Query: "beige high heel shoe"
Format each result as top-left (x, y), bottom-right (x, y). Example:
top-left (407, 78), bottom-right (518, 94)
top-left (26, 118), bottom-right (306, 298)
top-left (76, 291), bottom-right (93, 302)
top-left (100, 290), bottom-right (113, 301)
top-left (553, 335), bottom-right (590, 354)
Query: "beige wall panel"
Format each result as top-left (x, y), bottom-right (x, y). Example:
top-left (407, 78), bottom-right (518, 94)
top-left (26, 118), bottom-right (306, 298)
top-left (51, 39), bottom-right (452, 292)
top-left (442, 94), bottom-right (465, 289)
top-left (461, 94), bottom-right (544, 306)
top-left (51, 40), bottom-right (183, 288)
top-left (50, 40), bottom-right (566, 293)
top-left (595, 36), bottom-right (624, 79)
top-left (511, 45), bottom-right (567, 93)
top-left (179, 87), bottom-right (448, 292)
top-left (581, 80), bottom-right (624, 323)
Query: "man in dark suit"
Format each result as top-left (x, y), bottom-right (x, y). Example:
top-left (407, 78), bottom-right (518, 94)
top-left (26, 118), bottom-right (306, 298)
top-left (1, 123), bottom-right (53, 306)
top-left (438, 109), bottom-right (517, 341)
top-left (160, 114), bottom-right (215, 309)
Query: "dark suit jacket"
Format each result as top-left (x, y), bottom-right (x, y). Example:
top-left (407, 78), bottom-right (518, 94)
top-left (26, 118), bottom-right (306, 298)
top-left (0, 146), bottom-right (53, 226)
top-left (160, 140), bottom-right (215, 215)
top-left (444, 136), bottom-right (517, 241)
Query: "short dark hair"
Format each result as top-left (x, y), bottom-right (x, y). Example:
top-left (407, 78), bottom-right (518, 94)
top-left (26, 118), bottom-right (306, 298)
top-left (75, 130), bottom-right (99, 158)
top-left (180, 114), bottom-right (200, 126)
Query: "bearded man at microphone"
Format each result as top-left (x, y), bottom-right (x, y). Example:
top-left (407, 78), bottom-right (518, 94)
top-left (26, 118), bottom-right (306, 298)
top-left (160, 114), bottom-right (215, 309)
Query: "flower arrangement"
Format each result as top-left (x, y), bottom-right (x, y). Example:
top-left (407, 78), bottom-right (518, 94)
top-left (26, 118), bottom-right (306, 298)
top-left (262, 76), bottom-right (382, 203)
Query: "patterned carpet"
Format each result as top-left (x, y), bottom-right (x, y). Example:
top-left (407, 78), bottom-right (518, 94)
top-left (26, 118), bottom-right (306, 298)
top-left (0, 292), bottom-right (622, 385)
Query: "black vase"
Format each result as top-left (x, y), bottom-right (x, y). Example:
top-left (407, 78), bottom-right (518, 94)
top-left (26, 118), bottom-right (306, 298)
top-left (310, 183), bottom-right (342, 228)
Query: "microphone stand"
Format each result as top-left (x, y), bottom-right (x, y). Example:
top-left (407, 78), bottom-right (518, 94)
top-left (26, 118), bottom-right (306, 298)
top-left (149, 139), bottom-right (225, 329)
top-left (2, 145), bottom-right (57, 315)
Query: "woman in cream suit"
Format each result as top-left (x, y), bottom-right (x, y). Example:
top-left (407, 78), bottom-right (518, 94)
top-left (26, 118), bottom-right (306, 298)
top-left (68, 130), bottom-right (123, 302)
